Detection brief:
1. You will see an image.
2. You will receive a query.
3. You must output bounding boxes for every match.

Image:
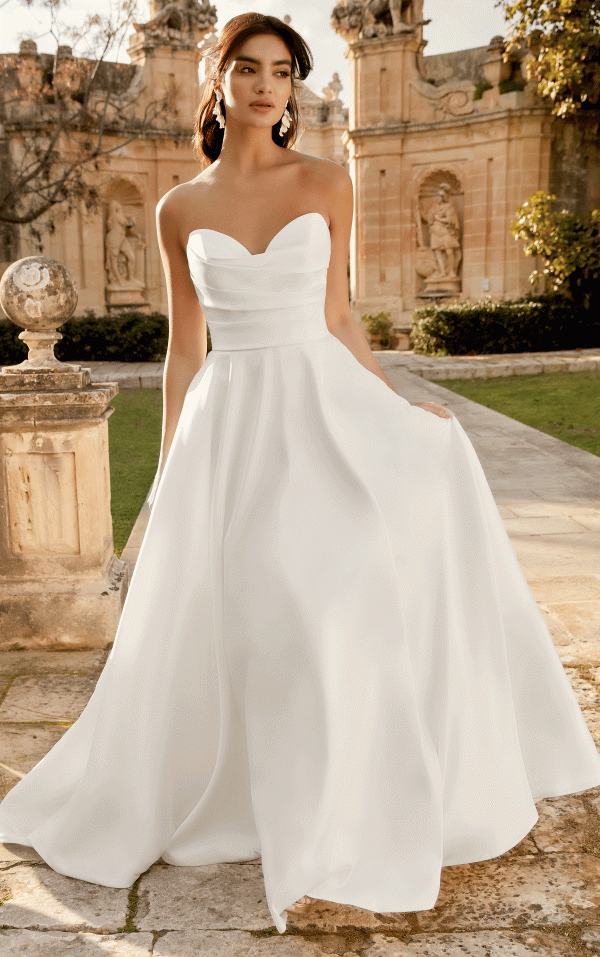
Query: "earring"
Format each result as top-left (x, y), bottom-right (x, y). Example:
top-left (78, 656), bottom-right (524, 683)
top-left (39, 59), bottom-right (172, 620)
top-left (279, 101), bottom-right (292, 138)
top-left (213, 89), bottom-right (225, 129)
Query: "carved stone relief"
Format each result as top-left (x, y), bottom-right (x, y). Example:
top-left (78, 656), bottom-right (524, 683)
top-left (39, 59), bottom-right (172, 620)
top-left (104, 184), bottom-right (146, 306)
top-left (132, 0), bottom-right (218, 49)
top-left (409, 80), bottom-right (475, 120)
top-left (415, 172), bottom-right (463, 296)
top-left (16, 40), bottom-right (43, 99)
top-left (332, 0), bottom-right (427, 42)
top-left (53, 45), bottom-right (84, 101)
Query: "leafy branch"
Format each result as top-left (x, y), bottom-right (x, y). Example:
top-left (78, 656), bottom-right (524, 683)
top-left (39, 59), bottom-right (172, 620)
top-left (496, 0), bottom-right (600, 115)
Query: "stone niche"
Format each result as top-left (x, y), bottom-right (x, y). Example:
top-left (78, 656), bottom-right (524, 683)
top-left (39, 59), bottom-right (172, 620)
top-left (414, 170), bottom-right (463, 299)
top-left (104, 180), bottom-right (147, 309)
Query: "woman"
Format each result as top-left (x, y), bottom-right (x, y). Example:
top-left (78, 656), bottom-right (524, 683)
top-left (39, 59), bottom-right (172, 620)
top-left (0, 12), bottom-right (599, 936)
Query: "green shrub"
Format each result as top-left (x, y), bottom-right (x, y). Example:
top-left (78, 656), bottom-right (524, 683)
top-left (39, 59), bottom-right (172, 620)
top-left (512, 191), bottom-right (600, 311)
top-left (473, 80), bottom-right (493, 100)
top-left (362, 311), bottom-right (393, 347)
top-left (54, 310), bottom-right (169, 362)
top-left (411, 294), bottom-right (599, 356)
top-left (499, 76), bottom-right (527, 94)
top-left (0, 319), bottom-right (28, 365)
top-left (0, 308), bottom-right (214, 365)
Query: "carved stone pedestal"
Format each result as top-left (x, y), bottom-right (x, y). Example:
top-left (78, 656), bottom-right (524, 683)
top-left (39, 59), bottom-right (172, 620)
top-left (423, 277), bottom-right (461, 295)
top-left (0, 256), bottom-right (129, 649)
top-left (105, 282), bottom-right (146, 308)
top-left (0, 385), bottom-right (128, 648)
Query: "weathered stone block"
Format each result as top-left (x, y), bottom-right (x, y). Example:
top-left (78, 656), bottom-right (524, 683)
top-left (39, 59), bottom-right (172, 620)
top-left (0, 864), bottom-right (130, 929)
top-left (0, 673), bottom-right (98, 722)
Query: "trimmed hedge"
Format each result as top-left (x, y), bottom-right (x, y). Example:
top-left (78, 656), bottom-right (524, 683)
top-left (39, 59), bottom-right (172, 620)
top-left (55, 311), bottom-right (169, 362)
top-left (0, 310), bottom-right (175, 364)
top-left (411, 295), bottom-right (600, 356)
top-left (0, 319), bottom-right (28, 365)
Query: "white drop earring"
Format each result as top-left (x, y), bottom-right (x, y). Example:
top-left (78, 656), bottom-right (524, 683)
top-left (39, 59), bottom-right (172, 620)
top-left (213, 89), bottom-right (225, 129)
top-left (279, 101), bottom-right (292, 138)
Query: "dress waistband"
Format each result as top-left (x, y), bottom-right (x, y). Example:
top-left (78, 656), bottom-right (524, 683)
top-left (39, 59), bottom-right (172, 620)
top-left (206, 308), bottom-right (330, 352)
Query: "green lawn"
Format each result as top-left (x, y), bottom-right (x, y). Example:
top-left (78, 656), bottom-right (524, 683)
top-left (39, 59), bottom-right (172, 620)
top-left (438, 369), bottom-right (600, 458)
top-left (107, 369), bottom-right (599, 556)
top-left (108, 389), bottom-right (163, 556)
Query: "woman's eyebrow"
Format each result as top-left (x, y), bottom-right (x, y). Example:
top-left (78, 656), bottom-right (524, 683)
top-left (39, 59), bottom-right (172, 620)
top-left (234, 54), bottom-right (292, 67)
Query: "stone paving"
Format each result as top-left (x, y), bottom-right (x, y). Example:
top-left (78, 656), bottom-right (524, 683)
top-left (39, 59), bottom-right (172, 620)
top-left (81, 346), bottom-right (600, 389)
top-left (1, 365), bottom-right (599, 955)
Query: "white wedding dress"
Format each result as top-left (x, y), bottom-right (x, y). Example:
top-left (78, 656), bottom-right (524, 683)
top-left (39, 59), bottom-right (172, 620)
top-left (1, 211), bottom-right (599, 934)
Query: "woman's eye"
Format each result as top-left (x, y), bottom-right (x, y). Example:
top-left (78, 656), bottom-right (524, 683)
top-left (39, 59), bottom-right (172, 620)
top-left (239, 67), bottom-right (290, 77)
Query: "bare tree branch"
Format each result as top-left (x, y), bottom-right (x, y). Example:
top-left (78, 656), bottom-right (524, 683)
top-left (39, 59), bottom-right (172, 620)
top-left (0, 0), bottom-right (179, 229)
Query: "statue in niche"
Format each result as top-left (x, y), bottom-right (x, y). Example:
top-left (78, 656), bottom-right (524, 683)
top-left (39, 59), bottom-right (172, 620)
top-left (415, 183), bottom-right (462, 293)
top-left (424, 184), bottom-right (461, 279)
top-left (105, 200), bottom-right (145, 290)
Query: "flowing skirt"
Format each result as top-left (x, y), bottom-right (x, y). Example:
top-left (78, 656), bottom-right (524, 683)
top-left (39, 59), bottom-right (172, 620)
top-left (1, 331), bottom-right (599, 933)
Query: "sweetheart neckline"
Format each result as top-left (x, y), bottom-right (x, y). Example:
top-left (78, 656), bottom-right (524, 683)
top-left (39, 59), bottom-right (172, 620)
top-left (187, 211), bottom-right (330, 258)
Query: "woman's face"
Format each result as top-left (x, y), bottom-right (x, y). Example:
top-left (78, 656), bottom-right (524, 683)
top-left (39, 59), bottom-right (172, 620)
top-left (221, 32), bottom-right (293, 130)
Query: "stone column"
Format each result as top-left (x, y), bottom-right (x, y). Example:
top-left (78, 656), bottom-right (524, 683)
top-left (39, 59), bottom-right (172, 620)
top-left (332, 4), bottom-right (430, 346)
top-left (0, 256), bottom-right (129, 648)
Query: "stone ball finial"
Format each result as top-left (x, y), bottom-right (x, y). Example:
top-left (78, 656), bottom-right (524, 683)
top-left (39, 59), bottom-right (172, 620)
top-left (0, 257), bottom-right (79, 374)
top-left (0, 257), bottom-right (77, 333)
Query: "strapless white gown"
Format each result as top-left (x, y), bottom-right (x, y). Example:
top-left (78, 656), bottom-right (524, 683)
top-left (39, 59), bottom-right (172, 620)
top-left (1, 212), bottom-right (599, 934)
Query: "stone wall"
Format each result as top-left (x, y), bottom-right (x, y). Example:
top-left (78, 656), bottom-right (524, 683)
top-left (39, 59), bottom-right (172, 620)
top-left (0, 6), bottom-right (349, 318)
top-left (331, 0), bottom-right (600, 332)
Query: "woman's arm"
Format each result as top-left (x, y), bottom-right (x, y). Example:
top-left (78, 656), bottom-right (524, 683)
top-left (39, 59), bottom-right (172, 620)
top-left (321, 166), bottom-right (398, 393)
top-left (155, 191), bottom-right (208, 473)
top-left (322, 164), bottom-right (454, 419)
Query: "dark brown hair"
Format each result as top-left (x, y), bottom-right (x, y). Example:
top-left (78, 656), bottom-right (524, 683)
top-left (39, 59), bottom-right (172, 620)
top-left (192, 13), bottom-right (314, 167)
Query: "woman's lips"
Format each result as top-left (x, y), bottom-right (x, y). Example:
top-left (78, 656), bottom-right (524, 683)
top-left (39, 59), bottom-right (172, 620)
top-left (250, 104), bottom-right (273, 112)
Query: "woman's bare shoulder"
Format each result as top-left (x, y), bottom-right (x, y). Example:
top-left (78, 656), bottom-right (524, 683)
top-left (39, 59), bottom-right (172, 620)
top-left (294, 151), bottom-right (349, 177)
top-left (156, 178), bottom-right (209, 223)
top-left (296, 152), bottom-right (351, 196)
top-left (294, 153), bottom-right (352, 218)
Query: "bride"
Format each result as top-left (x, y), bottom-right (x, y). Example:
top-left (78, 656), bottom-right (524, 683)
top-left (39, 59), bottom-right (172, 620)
top-left (153, 13), bottom-right (454, 506)
top-left (1, 12), bottom-right (599, 936)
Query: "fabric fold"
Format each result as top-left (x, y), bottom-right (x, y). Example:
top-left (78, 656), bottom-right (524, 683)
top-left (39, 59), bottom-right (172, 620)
top-left (1, 210), bottom-right (599, 936)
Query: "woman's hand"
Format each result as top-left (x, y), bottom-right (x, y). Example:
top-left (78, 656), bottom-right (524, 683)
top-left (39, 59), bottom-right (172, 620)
top-left (411, 401), bottom-right (456, 419)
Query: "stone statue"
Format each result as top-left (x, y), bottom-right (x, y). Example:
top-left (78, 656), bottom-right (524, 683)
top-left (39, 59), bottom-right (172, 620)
top-left (16, 40), bottom-right (43, 99)
top-left (133, 0), bottom-right (217, 47)
top-left (52, 46), bottom-right (82, 101)
top-left (323, 73), bottom-right (344, 104)
top-left (423, 184), bottom-right (461, 279)
top-left (414, 183), bottom-right (462, 295)
top-left (332, 0), bottom-right (427, 42)
top-left (105, 200), bottom-right (145, 289)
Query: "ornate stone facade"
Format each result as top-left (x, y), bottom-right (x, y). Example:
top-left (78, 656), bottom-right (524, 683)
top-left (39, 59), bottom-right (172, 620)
top-left (332, 0), bottom-right (600, 337)
top-left (2, 0), bottom-right (598, 330)
top-left (0, 4), bottom-right (349, 317)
